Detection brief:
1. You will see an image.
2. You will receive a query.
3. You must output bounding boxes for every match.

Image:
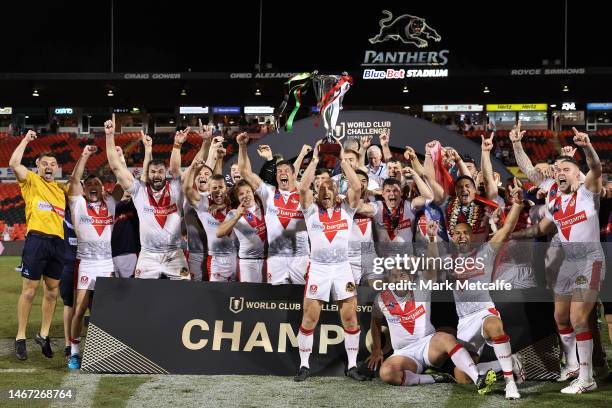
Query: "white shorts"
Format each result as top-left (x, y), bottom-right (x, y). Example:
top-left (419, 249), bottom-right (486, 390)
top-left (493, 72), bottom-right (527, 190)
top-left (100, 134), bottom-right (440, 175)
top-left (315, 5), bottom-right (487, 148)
top-left (188, 252), bottom-right (205, 281)
top-left (267, 255), bottom-right (309, 285)
top-left (305, 262), bottom-right (356, 302)
top-left (76, 258), bottom-right (114, 290)
top-left (553, 254), bottom-right (605, 296)
top-left (113, 253), bottom-right (137, 278)
top-left (457, 308), bottom-right (501, 356)
top-left (391, 333), bottom-right (435, 374)
top-left (207, 255), bottom-right (237, 282)
top-left (494, 263), bottom-right (537, 289)
top-left (239, 259), bottom-right (264, 283)
top-left (134, 249), bottom-right (190, 280)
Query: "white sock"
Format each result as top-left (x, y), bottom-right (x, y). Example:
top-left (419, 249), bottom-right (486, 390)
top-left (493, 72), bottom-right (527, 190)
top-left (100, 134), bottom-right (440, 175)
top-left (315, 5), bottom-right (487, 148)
top-left (576, 331), bottom-right (593, 381)
top-left (70, 337), bottom-right (81, 356)
top-left (492, 335), bottom-right (515, 384)
top-left (449, 344), bottom-right (478, 383)
top-left (344, 328), bottom-right (360, 369)
top-left (477, 360), bottom-right (501, 375)
top-left (402, 370), bottom-right (435, 386)
top-left (558, 327), bottom-right (578, 368)
top-left (298, 326), bottom-right (314, 369)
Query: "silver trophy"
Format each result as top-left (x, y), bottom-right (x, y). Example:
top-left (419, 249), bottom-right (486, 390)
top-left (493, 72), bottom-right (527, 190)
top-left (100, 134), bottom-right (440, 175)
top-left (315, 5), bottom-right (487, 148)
top-left (312, 73), bottom-right (352, 147)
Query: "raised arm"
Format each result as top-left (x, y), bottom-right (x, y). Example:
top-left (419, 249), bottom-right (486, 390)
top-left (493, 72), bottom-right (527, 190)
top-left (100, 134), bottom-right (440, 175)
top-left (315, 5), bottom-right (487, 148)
top-left (68, 145), bottom-right (97, 197)
top-left (403, 146), bottom-right (424, 176)
top-left (298, 142), bottom-right (320, 210)
top-left (216, 204), bottom-right (245, 238)
top-left (446, 147), bottom-right (470, 177)
top-left (510, 121), bottom-right (545, 185)
top-left (338, 143), bottom-right (362, 209)
top-left (206, 136), bottom-right (223, 171)
top-left (140, 131), bottom-right (153, 183)
top-left (170, 127), bottom-right (189, 178)
top-left (490, 185), bottom-right (523, 246)
top-left (480, 132), bottom-right (499, 200)
top-left (236, 132), bottom-right (263, 188)
top-left (293, 144), bottom-right (312, 181)
top-left (572, 127), bottom-right (602, 194)
top-left (105, 114), bottom-right (135, 191)
top-left (358, 136), bottom-right (372, 169)
top-left (379, 132), bottom-right (392, 161)
top-left (195, 119), bottom-right (213, 163)
top-left (212, 146), bottom-right (226, 176)
top-left (9, 130), bottom-right (37, 182)
top-left (183, 158), bottom-right (204, 205)
top-left (408, 167), bottom-right (434, 211)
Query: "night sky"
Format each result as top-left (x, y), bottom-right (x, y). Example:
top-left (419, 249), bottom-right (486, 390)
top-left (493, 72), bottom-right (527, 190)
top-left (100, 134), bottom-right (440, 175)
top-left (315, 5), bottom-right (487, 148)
top-left (3, 0), bottom-right (609, 73)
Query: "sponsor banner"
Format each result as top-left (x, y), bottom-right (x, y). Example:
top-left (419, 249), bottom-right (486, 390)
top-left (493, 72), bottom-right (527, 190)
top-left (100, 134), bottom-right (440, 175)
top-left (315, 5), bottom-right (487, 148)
top-left (123, 73), bottom-right (182, 80)
top-left (54, 107), bottom-right (74, 115)
top-left (423, 104), bottom-right (483, 112)
top-left (83, 279), bottom-right (558, 375)
top-left (486, 103), bottom-right (548, 112)
top-left (0, 107), bottom-right (13, 114)
top-left (587, 102), bottom-right (612, 110)
top-left (244, 106), bottom-right (275, 115)
top-left (363, 68), bottom-right (448, 79)
top-left (179, 106), bottom-right (209, 114)
top-left (213, 106), bottom-right (241, 114)
top-left (229, 73), bottom-right (297, 79)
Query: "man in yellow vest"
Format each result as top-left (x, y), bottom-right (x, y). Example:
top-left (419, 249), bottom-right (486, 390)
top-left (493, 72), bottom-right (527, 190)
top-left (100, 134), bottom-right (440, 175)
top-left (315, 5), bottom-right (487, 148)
top-left (9, 130), bottom-right (68, 361)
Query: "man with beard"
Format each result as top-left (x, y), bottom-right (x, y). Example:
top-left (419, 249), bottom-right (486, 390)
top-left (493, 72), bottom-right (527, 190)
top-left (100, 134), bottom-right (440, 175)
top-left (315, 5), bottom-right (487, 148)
top-left (439, 184), bottom-right (525, 399)
top-left (511, 128), bottom-right (605, 394)
top-left (238, 133), bottom-right (309, 285)
top-left (185, 164), bottom-right (237, 281)
top-left (105, 115), bottom-right (190, 280)
top-left (11, 130), bottom-right (67, 361)
top-left (66, 145), bottom-right (120, 369)
top-left (294, 141), bottom-right (366, 382)
top-left (216, 179), bottom-right (266, 282)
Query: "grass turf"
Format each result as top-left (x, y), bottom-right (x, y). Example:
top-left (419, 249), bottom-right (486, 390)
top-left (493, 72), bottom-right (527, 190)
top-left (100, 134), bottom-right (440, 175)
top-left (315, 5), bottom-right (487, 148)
top-left (0, 255), bottom-right (611, 407)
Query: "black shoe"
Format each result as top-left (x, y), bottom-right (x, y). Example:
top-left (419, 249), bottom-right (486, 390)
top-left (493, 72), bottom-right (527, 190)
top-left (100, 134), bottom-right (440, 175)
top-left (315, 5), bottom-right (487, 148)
top-left (294, 366), bottom-right (310, 382)
top-left (345, 366), bottom-right (368, 381)
top-left (430, 372), bottom-right (456, 383)
top-left (15, 339), bottom-right (27, 361)
top-left (34, 333), bottom-right (53, 358)
top-left (476, 369), bottom-right (496, 395)
top-left (64, 346), bottom-right (71, 359)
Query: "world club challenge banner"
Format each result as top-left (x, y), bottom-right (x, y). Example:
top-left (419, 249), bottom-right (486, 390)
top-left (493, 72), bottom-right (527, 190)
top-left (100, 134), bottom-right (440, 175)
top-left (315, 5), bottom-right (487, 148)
top-left (83, 278), bottom-right (559, 377)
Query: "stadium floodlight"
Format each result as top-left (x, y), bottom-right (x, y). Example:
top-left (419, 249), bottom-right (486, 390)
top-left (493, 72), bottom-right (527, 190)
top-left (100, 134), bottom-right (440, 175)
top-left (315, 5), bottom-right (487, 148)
top-left (483, 86), bottom-right (490, 94)
top-left (255, 88), bottom-right (262, 96)
top-left (550, 104), bottom-right (557, 108)
top-left (403, 106), bottom-right (410, 110)
top-left (180, 89), bottom-right (187, 96)
top-left (402, 86), bottom-right (409, 93)
top-left (107, 89), bottom-right (114, 97)
top-left (32, 89), bottom-right (39, 97)
top-left (562, 85), bottom-right (569, 92)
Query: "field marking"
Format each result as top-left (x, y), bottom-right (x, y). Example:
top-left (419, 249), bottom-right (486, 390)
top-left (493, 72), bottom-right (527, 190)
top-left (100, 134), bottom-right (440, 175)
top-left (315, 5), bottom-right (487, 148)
top-left (50, 372), bottom-right (102, 408)
top-left (0, 368), bottom-right (37, 373)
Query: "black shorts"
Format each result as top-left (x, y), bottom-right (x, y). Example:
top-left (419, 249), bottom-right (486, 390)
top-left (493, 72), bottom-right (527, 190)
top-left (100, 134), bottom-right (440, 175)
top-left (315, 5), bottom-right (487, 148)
top-left (21, 233), bottom-right (65, 281)
top-left (60, 259), bottom-right (78, 307)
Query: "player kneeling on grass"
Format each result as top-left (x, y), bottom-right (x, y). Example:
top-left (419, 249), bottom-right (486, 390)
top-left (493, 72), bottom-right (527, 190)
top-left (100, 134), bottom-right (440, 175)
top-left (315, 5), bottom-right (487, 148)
top-left (67, 145), bottom-right (122, 369)
top-left (294, 141), bottom-right (366, 382)
top-left (366, 223), bottom-right (494, 395)
top-left (437, 184), bottom-right (526, 399)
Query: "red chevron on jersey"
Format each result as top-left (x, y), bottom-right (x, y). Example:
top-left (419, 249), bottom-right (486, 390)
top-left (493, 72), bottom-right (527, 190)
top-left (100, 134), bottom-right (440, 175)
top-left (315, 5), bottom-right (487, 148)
top-left (552, 192), bottom-right (579, 240)
top-left (274, 189), bottom-right (302, 229)
top-left (318, 205), bottom-right (348, 242)
top-left (86, 200), bottom-right (112, 236)
top-left (244, 209), bottom-right (267, 242)
top-left (146, 181), bottom-right (174, 228)
top-left (381, 290), bottom-right (424, 334)
top-left (354, 214), bottom-right (370, 235)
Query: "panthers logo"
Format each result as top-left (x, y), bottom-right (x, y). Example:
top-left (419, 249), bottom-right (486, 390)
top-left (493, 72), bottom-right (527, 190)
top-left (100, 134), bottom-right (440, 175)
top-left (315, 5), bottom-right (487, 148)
top-left (369, 10), bottom-right (441, 48)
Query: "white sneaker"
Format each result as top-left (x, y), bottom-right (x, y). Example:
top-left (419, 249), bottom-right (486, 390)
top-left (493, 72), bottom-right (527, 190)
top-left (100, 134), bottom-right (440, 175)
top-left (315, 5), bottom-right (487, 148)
top-left (557, 365), bottom-right (579, 382)
top-left (505, 381), bottom-right (521, 400)
top-left (560, 378), bottom-right (597, 394)
top-left (512, 354), bottom-right (525, 384)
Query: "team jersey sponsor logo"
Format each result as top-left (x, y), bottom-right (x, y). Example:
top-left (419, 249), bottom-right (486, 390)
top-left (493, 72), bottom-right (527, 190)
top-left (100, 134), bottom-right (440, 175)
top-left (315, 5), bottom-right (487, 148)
top-left (353, 215), bottom-right (370, 235)
top-left (79, 215), bottom-right (114, 225)
top-left (557, 210), bottom-right (587, 229)
top-left (37, 201), bottom-right (65, 217)
top-left (144, 203), bottom-right (178, 216)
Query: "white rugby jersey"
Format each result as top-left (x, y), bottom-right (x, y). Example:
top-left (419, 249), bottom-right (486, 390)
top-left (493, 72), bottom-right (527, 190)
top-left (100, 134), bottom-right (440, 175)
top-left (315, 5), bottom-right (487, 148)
top-left (303, 201), bottom-right (355, 264)
top-left (373, 200), bottom-right (417, 245)
top-left (193, 194), bottom-right (237, 257)
top-left (127, 178), bottom-right (183, 253)
top-left (449, 243), bottom-right (497, 318)
top-left (373, 288), bottom-right (435, 350)
top-left (255, 183), bottom-right (309, 257)
top-left (69, 195), bottom-right (116, 260)
top-left (226, 205), bottom-right (266, 259)
top-left (349, 209), bottom-right (377, 259)
top-left (545, 184), bottom-right (601, 243)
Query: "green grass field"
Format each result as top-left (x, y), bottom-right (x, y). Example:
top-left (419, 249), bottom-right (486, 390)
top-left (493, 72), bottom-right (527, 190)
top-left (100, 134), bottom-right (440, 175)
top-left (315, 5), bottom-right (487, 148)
top-left (0, 255), bottom-right (611, 407)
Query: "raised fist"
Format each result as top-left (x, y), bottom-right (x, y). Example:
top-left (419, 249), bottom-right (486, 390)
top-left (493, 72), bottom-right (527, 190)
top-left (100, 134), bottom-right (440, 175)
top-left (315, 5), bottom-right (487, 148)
top-left (236, 132), bottom-right (249, 145)
top-left (104, 114), bottom-right (116, 136)
top-left (82, 145), bottom-right (97, 157)
top-left (24, 130), bottom-right (37, 142)
top-left (404, 146), bottom-right (416, 161)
